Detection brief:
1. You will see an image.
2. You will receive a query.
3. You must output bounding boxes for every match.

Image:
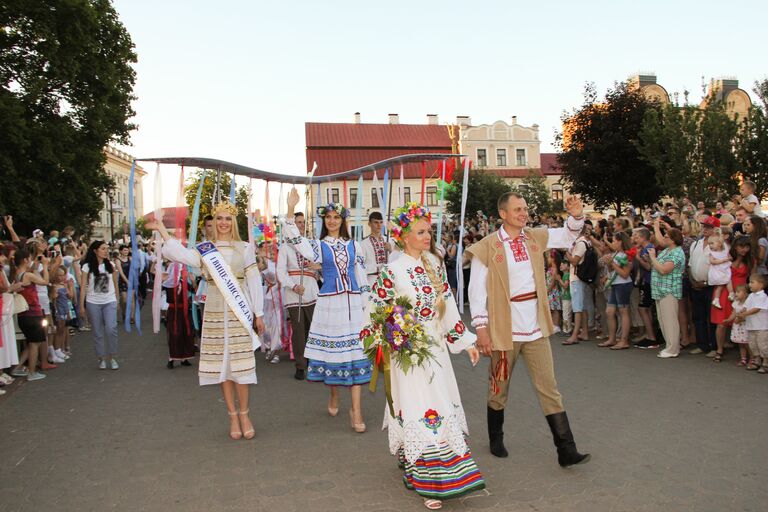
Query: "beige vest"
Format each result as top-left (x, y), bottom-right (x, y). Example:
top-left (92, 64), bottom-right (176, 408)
top-left (465, 227), bottom-right (554, 351)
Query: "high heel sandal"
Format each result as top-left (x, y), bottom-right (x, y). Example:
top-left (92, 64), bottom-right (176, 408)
top-left (349, 409), bottom-right (366, 433)
top-left (328, 396), bottom-right (339, 417)
top-left (228, 410), bottom-right (242, 440)
top-left (238, 409), bottom-right (255, 440)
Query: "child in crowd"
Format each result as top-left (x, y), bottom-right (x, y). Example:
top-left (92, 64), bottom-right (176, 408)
top-left (559, 260), bottom-right (572, 334)
top-left (709, 231), bottom-right (732, 309)
top-left (51, 267), bottom-right (72, 361)
top-left (736, 274), bottom-right (768, 373)
top-left (546, 251), bottom-right (562, 333)
top-left (725, 284), bottom-right (750, 366)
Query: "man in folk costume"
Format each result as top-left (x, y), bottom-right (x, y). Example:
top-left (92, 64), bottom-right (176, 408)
top-left (276, 211), bottom-right (319, 380)
top-left (361, 211), bottom-right (393, 288)
top-left (466, 192), bottom-right (591, 467)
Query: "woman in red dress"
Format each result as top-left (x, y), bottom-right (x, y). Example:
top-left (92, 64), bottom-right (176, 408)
top-left (710, 236), bottom-right (753, 362)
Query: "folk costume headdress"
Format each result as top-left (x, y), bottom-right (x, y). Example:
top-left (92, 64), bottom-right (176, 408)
top-left (317, 202), bottom-right (349, 219)
top-left (390, 202), bottom-right (432, 249)
top-left (212, 200), bottom-right (239, 217)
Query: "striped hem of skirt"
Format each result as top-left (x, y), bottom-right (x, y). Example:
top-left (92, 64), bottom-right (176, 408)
top-left (306, 358), bottom-right (372, 386)
top-left (402, 442), bottom-right (486, 500)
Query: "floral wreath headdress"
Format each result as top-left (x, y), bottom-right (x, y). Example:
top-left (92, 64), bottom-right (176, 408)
top-left (317, 202), bottom-right (350, 219)
top-left (252, 222), bottom-right (275, 246)
top-left (391, 202), bottom-right (432, 248)
top-left (212, 200), bottom-right (239, 217)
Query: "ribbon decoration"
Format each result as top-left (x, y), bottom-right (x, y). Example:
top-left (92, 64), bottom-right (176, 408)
top-left (229, 174), bottom-right (236, 203)
top-left (382, 168), bottom-right (389, 236)
top-left (372, 169), bottom-right (384, 214)
top-left (436, 160), bottom-right (447, 242)
top-left (125, 160), bottom-right (142, 334)
top-left (368, 346), bottom-right (395, 418)
top-left (314, 182), bottom-right (322, 238)
top-left (152, 163), bottom-right (163, 333)
top-left (186, 170), bottom-right (206, 331)
top-left (356, 173), bottom-right (364, 241)
top-left (420, 161), bottom-right (426, 203)
top-left (398, 165), bottom-right (405, 205)
top-left (175, 166), bottom-right (192, 337)
top-left (456, 158), bottom-right (471, 313)
top-left (342, 178), bottom-right (348, 208)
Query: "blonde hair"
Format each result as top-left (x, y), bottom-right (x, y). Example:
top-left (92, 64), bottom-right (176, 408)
top-left (421, 252), bottom-right (446, 319)
top-left (708, 229), bottom-right (725, 250)
top-left (211, 212), bottom-right (242, 243)
top-left (684, 218), bottom-right (702, 238)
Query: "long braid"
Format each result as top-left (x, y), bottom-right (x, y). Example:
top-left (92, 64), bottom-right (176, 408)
top-left (421, 252), bottom-right (446, 319)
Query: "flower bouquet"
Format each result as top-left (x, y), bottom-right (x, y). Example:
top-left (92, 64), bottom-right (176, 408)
top-left (360, 296), bottom-right (438, 417)
top-left (361, 295), bottom-right (437, 374)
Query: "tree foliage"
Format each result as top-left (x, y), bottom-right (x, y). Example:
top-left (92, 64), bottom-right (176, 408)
top-left (0, 0), bottom-right (137, 235)
top-left (445, 168), bottom-right (510, 217)
top-left (512, 171), bottom-right (553, 217)
top-left (183, 171), bottom-right (250, 241)
top-left (555, 82), bottom-right (663, 213)
top-left (736, 79), bottom-right (768, 200)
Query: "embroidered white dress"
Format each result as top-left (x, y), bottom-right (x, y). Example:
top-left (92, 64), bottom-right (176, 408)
top-left (261, 258), bottom-right (283, 353)
top-left (366, 253), bottom-right (485, 500)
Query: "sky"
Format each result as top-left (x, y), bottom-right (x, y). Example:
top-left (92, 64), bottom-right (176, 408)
top-left (111, 0), bottom-right (767, 213)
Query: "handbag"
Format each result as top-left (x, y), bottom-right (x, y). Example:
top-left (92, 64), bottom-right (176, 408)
top-left (13, 293), bottom-right (29, 315)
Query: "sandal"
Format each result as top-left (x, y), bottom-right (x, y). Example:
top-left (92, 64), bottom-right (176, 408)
top-left (597, 341), bottom-right (616, 347)
top-left (562, 339), bottom-right (580, 346)
top-left (349, 409), bottom-right (366, 433)
top-left (424, 499), bottom-right (442, 510)
top-left (746, 360), bottom-right (760, 371)
top-left (238, 409), bottom-right (255, 440)
top-left (228, 410), bottom-right (242, 440)
top-left (713, 352), bottom-right (723, 363)
top-left (737, 357), bottom-right (748, 367)
top-left (328, 395), bottom-right (339, 417)
top-left (758, 366), bottom-right (768, 374)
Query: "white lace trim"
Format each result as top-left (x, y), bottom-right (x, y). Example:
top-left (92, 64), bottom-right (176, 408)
top-left (385, 406), bottom-right (470, 464)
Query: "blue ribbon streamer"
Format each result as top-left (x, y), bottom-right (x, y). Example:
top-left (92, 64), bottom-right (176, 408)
top-left (187, 172), bottom-right (206, 330)
top-left (229, 174), bottom-right (236, 203)
top-left (125, 160), bottom-right (142, 334)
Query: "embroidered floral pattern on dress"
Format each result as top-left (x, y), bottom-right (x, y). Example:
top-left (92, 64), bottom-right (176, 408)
top-left (445, 321), bottom-right (467, 344)
top-left (420, 409), bottom-right (443, 434)
top-left (371, 266), bottom-right (396, 304)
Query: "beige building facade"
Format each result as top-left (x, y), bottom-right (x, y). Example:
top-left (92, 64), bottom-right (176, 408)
top-left (91, 146), bottom-right (145, 241)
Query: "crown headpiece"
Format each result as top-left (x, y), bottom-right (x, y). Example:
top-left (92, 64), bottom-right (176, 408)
top-left (317, 202), bottom-right (349, 219)
top-left (212, 200), bottom-right (239, 217)
top-left (390, 202), bottom-right (432, 248)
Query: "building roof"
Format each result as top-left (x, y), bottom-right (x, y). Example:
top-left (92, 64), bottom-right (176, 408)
top-left (539, 153), bottom-right (561, 175)
top-left (305, 122), bottom-right (454, 177)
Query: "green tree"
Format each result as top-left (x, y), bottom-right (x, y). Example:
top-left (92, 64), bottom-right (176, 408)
top-left (183, 171), bottom-right (250, 241)
top-left (639, 98), bottom-right (740, 203)
top-left (736, 79), bottom-right (768, 199)
top-left (445, 168), bottom-right (511, 218)
top-left (0, 1), bottom-right (137, 234)
top-left (512, 171), bottom-right (552, 217)
top-left (556, 82), bottom-right (663, 213)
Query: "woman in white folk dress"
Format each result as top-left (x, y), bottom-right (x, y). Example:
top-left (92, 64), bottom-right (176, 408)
top-left (146, 201), bottom-right (265, 441)
top-left (283, 188), bottom-right (372, 432)
top-left (365, 202), bottom-right (485, 510)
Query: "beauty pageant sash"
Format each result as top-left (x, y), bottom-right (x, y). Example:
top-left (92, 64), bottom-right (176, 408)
top-left (195, 241), bottom-right (256, 341)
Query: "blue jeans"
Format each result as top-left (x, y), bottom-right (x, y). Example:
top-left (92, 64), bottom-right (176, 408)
top-left (86, 301), bottom-right (118, 358)
top-left (690, 286), bottom-right (716, 352)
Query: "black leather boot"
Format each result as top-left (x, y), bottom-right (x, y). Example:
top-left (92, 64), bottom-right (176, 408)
top-left (487, 407), bottom-right (508, 458)
top-left (545, 411), bottom-right (590, 467)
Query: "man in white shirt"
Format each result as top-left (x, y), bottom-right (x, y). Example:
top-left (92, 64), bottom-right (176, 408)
top-left (688, 216), bottom-right (719, 356)
top-left (360, 211), bottom-right (392, 287)
top-left (467, 192), bottom-right (590, 467)
top-left (276, 212), bottom-right (319, 380)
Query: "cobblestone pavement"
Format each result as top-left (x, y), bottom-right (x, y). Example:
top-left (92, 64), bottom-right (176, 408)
top-left (1, 309), bottom-right (766, 512)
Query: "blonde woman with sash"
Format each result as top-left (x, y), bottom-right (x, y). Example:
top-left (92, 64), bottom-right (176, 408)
top-left (146, 201), bottom-right (265, 441)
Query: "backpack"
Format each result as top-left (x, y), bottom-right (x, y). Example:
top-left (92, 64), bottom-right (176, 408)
top-left (575, 240), bottom-right (599, 284)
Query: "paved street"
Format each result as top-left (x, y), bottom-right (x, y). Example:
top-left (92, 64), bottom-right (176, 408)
top-left (1, 308), bottom-right (766, 512)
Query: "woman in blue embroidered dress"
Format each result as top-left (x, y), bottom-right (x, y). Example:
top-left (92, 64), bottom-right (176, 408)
top-left (365, 203), bottom-right (485, 510)
top-left (285, 188), bottom-right (372, 432)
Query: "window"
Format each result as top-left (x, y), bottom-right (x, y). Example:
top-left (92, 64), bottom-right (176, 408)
top-left (401, 186), bottom-right (411, 203)
top-left (496, 149), bottom-right (507, 166)
top-left (349, 188), bottom-right (358, 209)
top-left (328, 188), bottom-right (340, 204)
top-left (551, 184), bottom-right (564, 201)
top-left (371, 188), bottom-right (383, 208)
top-left (426, 186), bottom-right (438, 206)
top-left (477, 149), bottom-right (487, 167)
top-left (516, 149), bottom-right (526, 166)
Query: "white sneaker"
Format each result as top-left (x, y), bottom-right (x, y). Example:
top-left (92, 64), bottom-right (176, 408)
top-left (657, 351), bottom-right (679, 359)
top-left (55, 349), bottom-right (70, 360)
top-left (49, 355), bottom-right (66, 364)
top-left (110, 359), bottom-right (119, 370)
top-left (269, 354), bottom-right (280, 364)
top-left (27, 372), bottom-right (47, 382)
top-left (98, 360), bottom-right (107, 370)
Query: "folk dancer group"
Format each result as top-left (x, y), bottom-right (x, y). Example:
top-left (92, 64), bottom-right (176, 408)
top-left (144, 188), bottom-right (590, 510)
